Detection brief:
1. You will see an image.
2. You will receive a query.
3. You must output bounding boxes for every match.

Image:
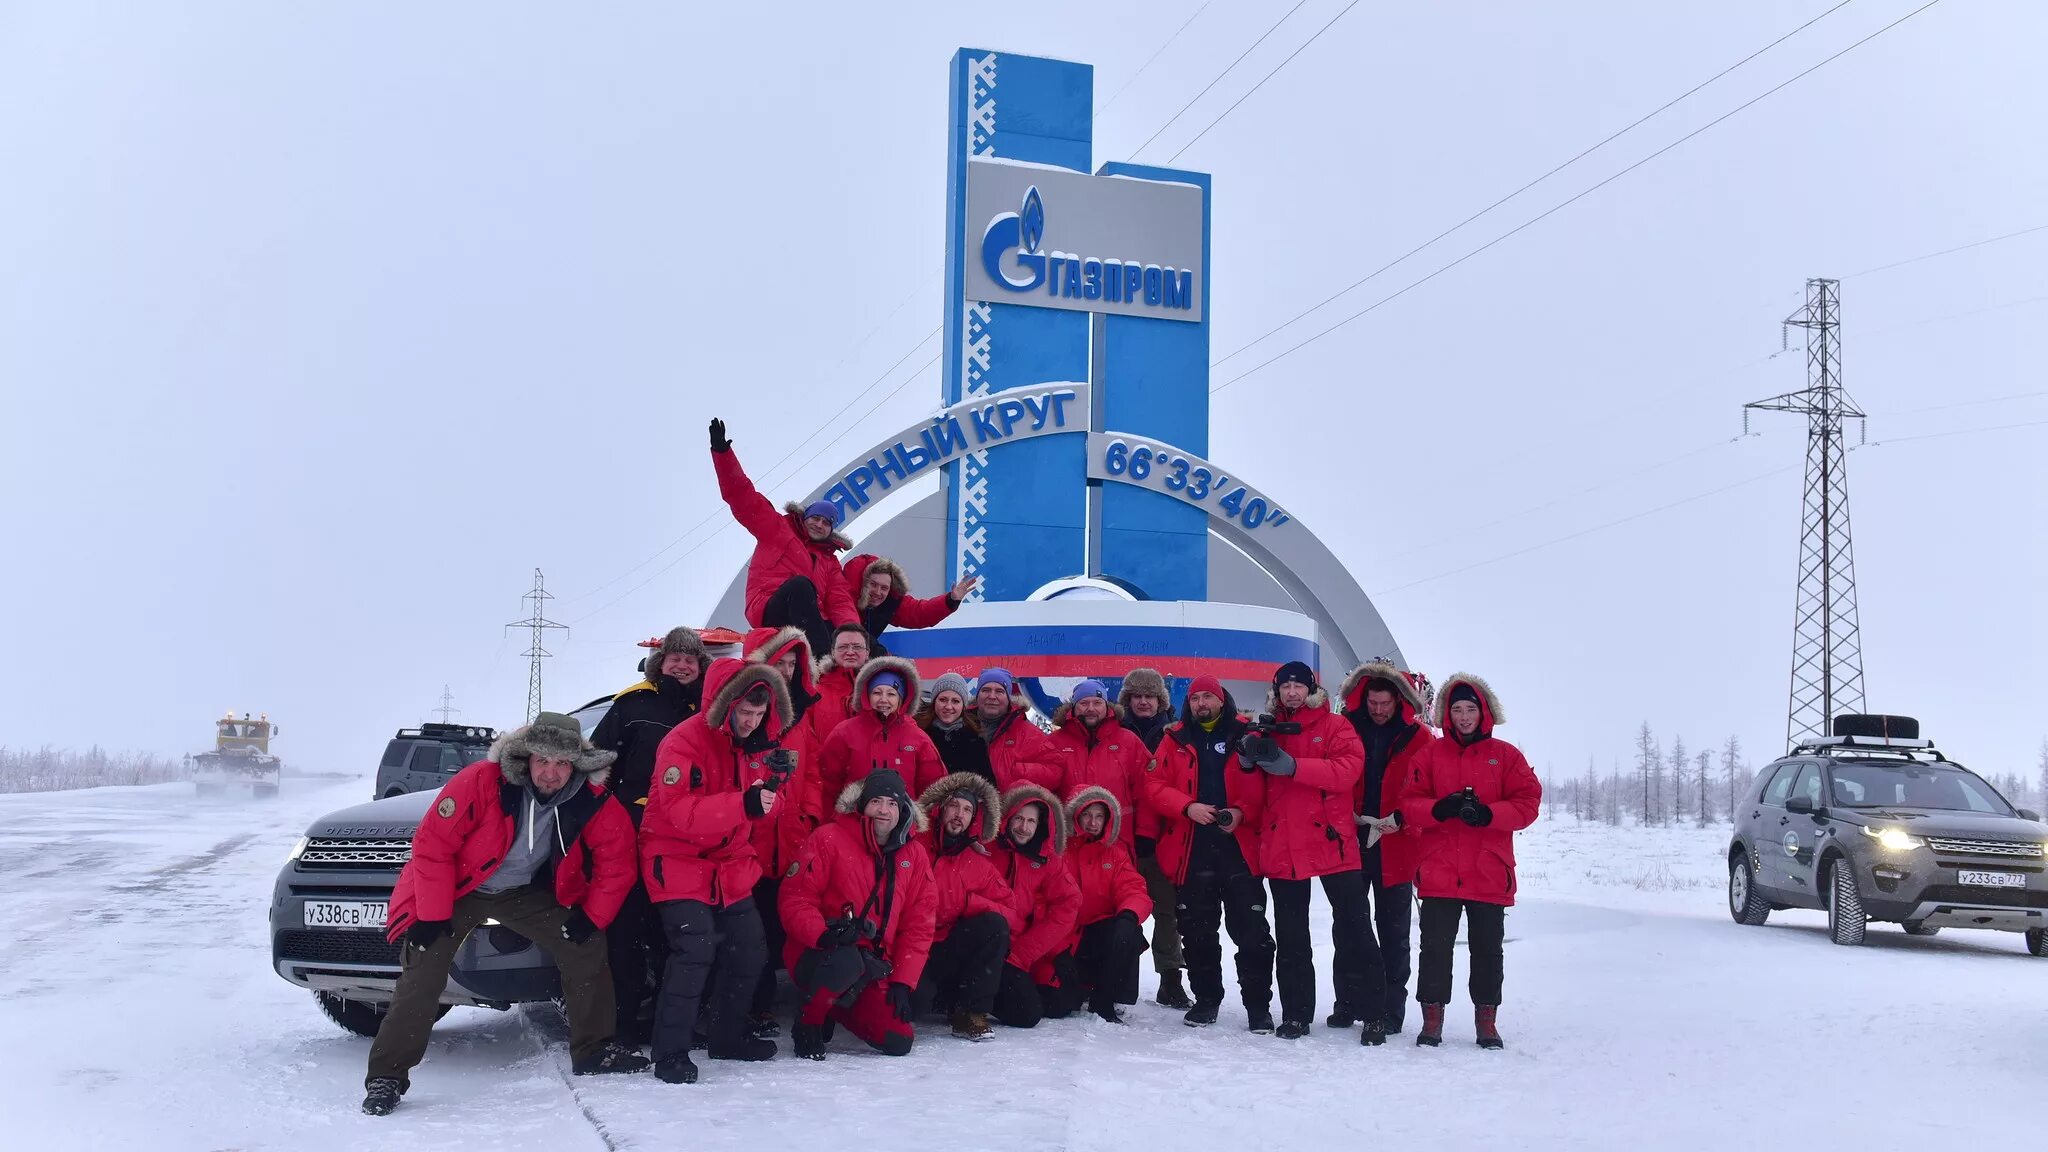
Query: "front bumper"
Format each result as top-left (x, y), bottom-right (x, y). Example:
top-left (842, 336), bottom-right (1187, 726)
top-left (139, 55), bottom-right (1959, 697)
top-left (1855, 851), bottom-right (2048, 930)
top-left (269, 863), bottom-right (562, 1007)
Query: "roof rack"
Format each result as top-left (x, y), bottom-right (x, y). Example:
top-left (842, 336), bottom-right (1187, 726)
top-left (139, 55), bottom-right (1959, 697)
top-left (1799, 734), bottom-right (1934, 751)
top-left (394, 724), bottom-right (498, 741)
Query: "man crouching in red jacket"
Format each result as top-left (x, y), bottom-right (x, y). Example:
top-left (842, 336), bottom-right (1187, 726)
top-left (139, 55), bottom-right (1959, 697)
top-left (1398, 673), bottom-right (1541, 1050)
top-left (641, 658), bottom-right (796, 1084)
top-left (1046, 786), bottom-right (1152, 1024)
top-left (365, 713), bottom-right (647, 1115)
top-left (779, 769), bottom-right (937, 1059)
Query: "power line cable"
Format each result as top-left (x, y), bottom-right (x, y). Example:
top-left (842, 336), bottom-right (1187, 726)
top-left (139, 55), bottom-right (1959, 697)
top-left (1842, 221), bottom-right (2048, 280)
top-left (1210, 0), bottom-right (1860, 368)
top-left (1211, 0), bottom-right (1944, 395)
top-left (1096, 0), bottom-right (1216, 119)
top-left (1166, 0), bottom-right (1365, 163)
top-left (1130, 0), bottom-right (1312, 159)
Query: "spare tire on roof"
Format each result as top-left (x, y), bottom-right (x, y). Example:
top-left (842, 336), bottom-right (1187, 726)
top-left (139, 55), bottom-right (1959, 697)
top-left (1832, 713), bottom-right (1920, 740)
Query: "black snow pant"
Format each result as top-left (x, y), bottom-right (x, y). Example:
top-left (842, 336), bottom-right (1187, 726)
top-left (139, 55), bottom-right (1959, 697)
top-left (749, 877), bottom-right (787, 1018)
top-left (1272, 868), bottom-right (1382, 1027)
top-left (760, 576), bottom-right (832, 660)
top-left (605, 880), bottom-right (665, 1039)
top-left (1332, 873), bottom-right (1415, 1031)
top-left (1417, 898), bottom-right (1506, 1007)
top-left (1174, 835), bottom-right (1274, 1015)
top-left (1042, 915), bottom-right (1146, 1019)
top-left (652, 897), bottom-right (767, 1064)
top-left (991, 964), bottom-right (1052, 1029)
top-left (912, 912), bottom-right (1010, 1018)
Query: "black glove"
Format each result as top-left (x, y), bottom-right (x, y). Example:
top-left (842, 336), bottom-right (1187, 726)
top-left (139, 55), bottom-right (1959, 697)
top-left (743, 781), bottom-right (773, 819)
top-left (1256, 749), bottom-right (1295, 777)
top-left (885, 982), bottom-right (914, 1023)
top-left (559, 909), bottom-right (597, 944)
top-left (1052, 953), bottom-right (1080, 988)
top-left (1115, 909), bottom-right (1141, 928)
top-left (1431, 794), bottom-right (1465, 823)
top-left (1238, 733), bottom-right (1278, 764)
top-left (1135, 835), bottom-right (1157, 860)
top-left (1458, 799), bottom-right (1494, 827)
top-left (816, 917), bottom-right (862, 948)
top-left (405, 919), bottom-right (452, 950)
top-left (709, 417), bottom-right (731, 453)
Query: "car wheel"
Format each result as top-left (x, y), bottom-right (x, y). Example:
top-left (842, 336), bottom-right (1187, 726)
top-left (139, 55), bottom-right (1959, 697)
top-left (1728, 852), bottom-right (1771, 925)
top-left (316, 991), bottom-right (449, 1038)
top-left (1901, 920), bottom-right (1940, 937)
top-left (2027, 928), bottom-right (2047, 957)
top-left (1827, 858), bottom-right (1867, 946)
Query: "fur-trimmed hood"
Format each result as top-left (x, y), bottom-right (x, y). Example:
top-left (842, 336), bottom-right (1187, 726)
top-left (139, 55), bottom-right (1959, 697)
top-left (1066, 784), bottom-right (1123, 846)
top-left (1338, 661), bottom-right (1426, 726)
top-left (1263, 682), bottom-right (1331, 717)
top-left (700, 658), bottom-right (796, 741)
top-left (999, 781), bottom-right (1070, 856)
top-left (743, 626), bottom-right (817, 700)
top-left (1051, 698), bottom-right (1126, 731)
top-left (784, 501), bottom-right (853, 551)
top-left (917, 771), bottom-right (1002, 845)
top-left (1117, 667), bottom-right (1170, 709)
top-left (489, 718), bottom-right (615, 788)
top-left (1434, 672), bottom-right (1504, 735)
top-left (833, 774), bottom-right (929, 852)
top-left (845, 553), bottom-right (913, 610)
top-left (853, 655), bottom-right (922, 715)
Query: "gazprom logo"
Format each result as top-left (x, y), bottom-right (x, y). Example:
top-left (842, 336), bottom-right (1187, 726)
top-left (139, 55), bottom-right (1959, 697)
top-left (980, 184), bottom-right (1194, 313)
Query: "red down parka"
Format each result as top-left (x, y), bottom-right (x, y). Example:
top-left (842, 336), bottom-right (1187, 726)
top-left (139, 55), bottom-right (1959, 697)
top-left (713, 445), bottom-right (858, 630)
top-left (385, 726), bottom-right (635, 942)
top-left (816, 656), bottom-right (944, 805)
top-left (1049, 702), bottom-right (1148, 850)
top-left (743, 627), bottom-right (825, 877)
top-left (844, 554), bottom-right (959, 632)
top-left (994, 783), bottom-right (1081, 984)
top-left (1141, 706), bottom-right (1268, 886)
top-left (917, 772), bottom-right (1019, 939)
top-left (802, 658), bottom-right (862, 788)
top-left (1398, 673), bottom-right (1542, 907)
top-left (1250, 681), bottom-right (1369, 882)
top-left (779, 782), bottom-right (940, 989)
top-left (639, 659), bottom-right (796, 907)
top-left (983, 703), bottom-right (1068, 792)
top-left (1063, 786), bottom-right (1152, 940)
top-left (1339, 661), bottom-right (1438, 887)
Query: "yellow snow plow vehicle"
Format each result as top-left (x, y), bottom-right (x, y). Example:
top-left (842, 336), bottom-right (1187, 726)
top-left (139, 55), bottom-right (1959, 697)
top-left (190, 711), bottom-right (282, 798)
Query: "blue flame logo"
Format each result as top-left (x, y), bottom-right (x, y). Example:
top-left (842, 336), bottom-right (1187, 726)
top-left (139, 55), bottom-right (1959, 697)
top-left (1020, 186), bottom-right (1044, 254)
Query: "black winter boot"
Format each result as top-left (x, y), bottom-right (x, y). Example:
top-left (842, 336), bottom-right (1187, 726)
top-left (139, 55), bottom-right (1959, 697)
top-left (1361, 1019), bottom-right (1387, 1046)
top-left (655, 1055), bottom-right (698, 1084)
top-left (1246, 1007), bottom-right (1275, 1035)
top-left (360, 1078), bottom-right (404, 1116)
top-left (792, 1022), bottom-right (829, 1061)
top-left (572, 1043), bottom-right (653, 1076)
top-left (1325, 1004), bottom-right (1356, 1029)
top-left (750, 1013), bottom-right (781, 1039)
top-left (1183, 1001), bottom-right (1219, 1027)
top-left (1274, 1020), bottom-right (1312, 1040)
top-left (1155, 970), bottom-right (1194, 1010)
top-left (709, 1036), bottom-right (777, 1062)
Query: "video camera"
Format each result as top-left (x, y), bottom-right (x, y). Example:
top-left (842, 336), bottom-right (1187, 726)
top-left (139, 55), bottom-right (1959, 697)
top-left (1236, 714), bottom-right (1303, 766)
top-left (763, 748), bottom-right (797, 791)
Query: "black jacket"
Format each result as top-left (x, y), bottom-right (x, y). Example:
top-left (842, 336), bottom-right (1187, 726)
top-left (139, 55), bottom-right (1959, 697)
top-left (590, 675), bottom-right (703, 815)
top-left (927, 721), bottom-right (996, 790)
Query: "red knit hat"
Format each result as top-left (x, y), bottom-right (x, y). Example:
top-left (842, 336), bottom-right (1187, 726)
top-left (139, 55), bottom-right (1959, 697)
top-left (1187, 675), bottom-right (1226, 702)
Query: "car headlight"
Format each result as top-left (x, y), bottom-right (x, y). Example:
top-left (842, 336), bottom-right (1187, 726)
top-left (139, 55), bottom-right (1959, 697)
top-left (1860, 824), bottom-right (1924, 851)
top-left (285, 835), bottom-right (309, 863)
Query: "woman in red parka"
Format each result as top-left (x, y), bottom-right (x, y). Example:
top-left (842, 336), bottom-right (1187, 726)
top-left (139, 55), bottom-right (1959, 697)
top-left (779, 769), bottom-right (937, 1059)
top-left (1398, 673), bottom-right (1541, 1050)
top-left (640, 658), bottom-right (796, 1081)
top-left (740, 626), bottom-right (825, 1034)
top-left (1047, 785), bottom-right (1151, 1024)
top-left (709, 416), bottom-right (858, 655)
top-left (989, 782), bottom-right (1080, 1029)
top-left (815, 655), bottom-right (944, 801)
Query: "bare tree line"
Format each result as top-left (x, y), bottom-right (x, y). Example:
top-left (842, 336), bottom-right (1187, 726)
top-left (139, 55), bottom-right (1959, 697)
top-left (0, 746), bottom-right (190, 794)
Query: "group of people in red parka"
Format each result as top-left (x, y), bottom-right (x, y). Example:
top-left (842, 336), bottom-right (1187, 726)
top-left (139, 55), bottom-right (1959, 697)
top-left (357, 416), bottom-right (1543, 1113)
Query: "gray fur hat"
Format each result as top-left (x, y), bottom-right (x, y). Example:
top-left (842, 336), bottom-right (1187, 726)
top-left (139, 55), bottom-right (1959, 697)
top-left (645, 627), bottom-right (709, 678)
top-left (1118, 667), bottom-right (1170, 708)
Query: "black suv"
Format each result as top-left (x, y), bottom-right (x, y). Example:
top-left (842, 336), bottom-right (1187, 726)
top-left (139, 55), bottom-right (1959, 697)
top-left (1727, 714), bottom-right (2048, 952)
top-left (273, 700), bottom-right (611, 1037)
top-left (372, 724), bottom-right (497, 799)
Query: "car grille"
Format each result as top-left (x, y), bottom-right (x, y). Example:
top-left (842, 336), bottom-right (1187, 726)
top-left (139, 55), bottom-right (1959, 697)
top-left (1919, 886), bottom-right (2048, 909)
top-left (276, 929), bottom-right (403, 967)
top-left (1927, 837), bottom-right (2043, 858)
top-left (300, 837), bottom-right (412, 867)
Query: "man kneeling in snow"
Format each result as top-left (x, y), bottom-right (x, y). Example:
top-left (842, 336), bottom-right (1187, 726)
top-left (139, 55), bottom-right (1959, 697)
top-left (364, 713), bottom-right (649, 1116)
top-left (913, 772), bottom-right (1015, 1041)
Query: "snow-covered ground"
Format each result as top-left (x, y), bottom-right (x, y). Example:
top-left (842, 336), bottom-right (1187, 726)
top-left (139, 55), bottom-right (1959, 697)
top-left (3, 781), bottom-right (2038, 1151)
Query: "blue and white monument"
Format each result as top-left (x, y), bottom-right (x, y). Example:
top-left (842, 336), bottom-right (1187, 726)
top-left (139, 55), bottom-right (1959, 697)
top-left (710, 48), bottom-right (1402, 711)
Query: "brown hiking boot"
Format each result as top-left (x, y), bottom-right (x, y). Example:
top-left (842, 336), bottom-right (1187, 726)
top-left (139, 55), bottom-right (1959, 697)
top-left (950, 1009), bottom-right (994, 1042)
top-left (1416, 1002), bottom-right (1446, 1047)
top-left (1475, 1004), bottom-right (1504, 1049)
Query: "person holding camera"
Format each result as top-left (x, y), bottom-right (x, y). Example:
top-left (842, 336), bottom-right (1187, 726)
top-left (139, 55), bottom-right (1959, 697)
top-left (1399, 674), bottom-right (1541, 1050)
top-left (640, 659), bottom-right (798, 1083)
top-left (1141, 676), bottom-right (1276, 1031)
top-left (779, 769), bottom-right (937, 1059)
top-left (1239, 660), bottom-right (1386, 1043)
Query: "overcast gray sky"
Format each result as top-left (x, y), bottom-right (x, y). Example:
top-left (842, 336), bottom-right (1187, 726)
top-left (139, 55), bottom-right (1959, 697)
top-left (3, 1), bottom-right (2041, 781)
